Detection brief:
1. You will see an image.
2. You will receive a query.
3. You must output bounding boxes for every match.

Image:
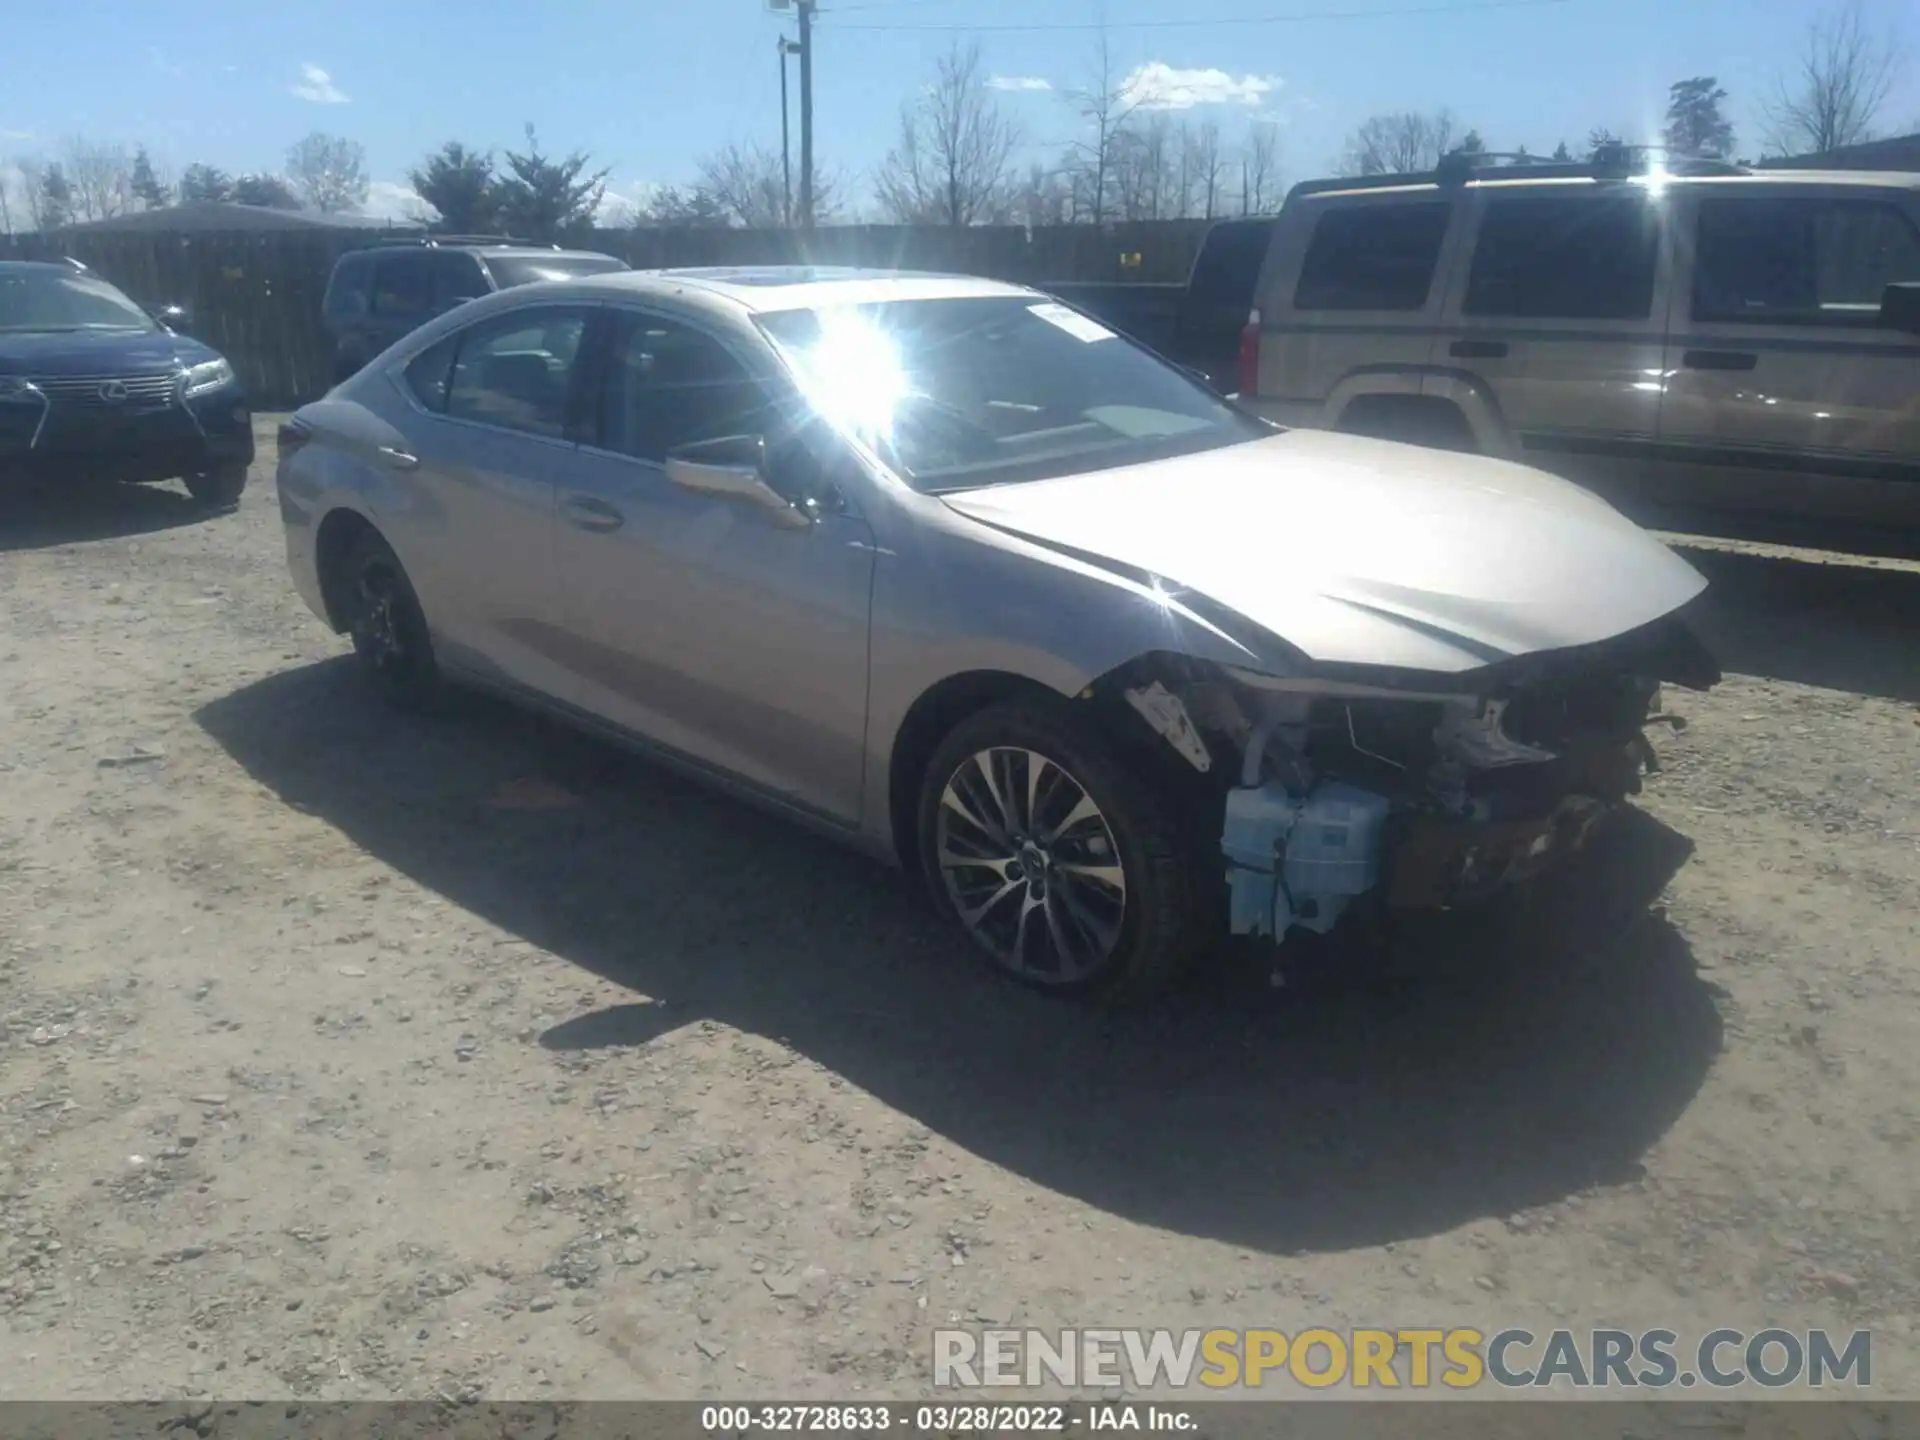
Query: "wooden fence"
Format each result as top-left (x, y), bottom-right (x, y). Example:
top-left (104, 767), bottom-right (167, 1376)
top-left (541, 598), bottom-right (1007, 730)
top-left (1, 220), bottom-right (1214, 409)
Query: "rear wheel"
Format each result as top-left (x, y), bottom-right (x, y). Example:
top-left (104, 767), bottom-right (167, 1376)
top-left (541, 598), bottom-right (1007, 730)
top-left (340, 529), bottom-right (443, 712)
top-left (918, 699), bottom-right (1213, 1002)
top-left (185, 462), bottom-right (248, 510)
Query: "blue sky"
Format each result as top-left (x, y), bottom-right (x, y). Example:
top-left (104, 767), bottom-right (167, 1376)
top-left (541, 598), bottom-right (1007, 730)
top-left (3, 0), bottom-right (1916, 222)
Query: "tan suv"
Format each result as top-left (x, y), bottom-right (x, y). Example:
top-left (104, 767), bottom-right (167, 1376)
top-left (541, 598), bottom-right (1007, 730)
top-left (1235, 151), bottom-right (1920, 530)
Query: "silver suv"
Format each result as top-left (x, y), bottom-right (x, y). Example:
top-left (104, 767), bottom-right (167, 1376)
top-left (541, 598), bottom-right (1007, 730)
top-left (1237, 152), bottom-right (1920, 531)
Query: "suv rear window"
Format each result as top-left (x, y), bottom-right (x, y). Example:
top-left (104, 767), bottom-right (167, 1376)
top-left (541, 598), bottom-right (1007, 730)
top-left (1464, 195), bottom-right (1660, 320)
top-left (482, 254), bottom-right (629, 288)
top-left (1188, 220), bottom-right (1275, 308)
top-left (1293, 202), bottom-right (1451, 312)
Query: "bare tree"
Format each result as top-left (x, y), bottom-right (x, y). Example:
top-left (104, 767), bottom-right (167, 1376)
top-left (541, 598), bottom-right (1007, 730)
top-left (694, 142), bottom-right (840, 229)
top-left (1761, 0), bottom-right (1900, 157)
top-left (1182, 120), bottom-right (1227, 219)
top-left (1015, 163), bottom-right (1071, 227)
top-left (1110, 112), bottom-right (1180, 220)
top-left (874, 41), bottom-right (1023, 226)
top-left (0, 167), bottom-right (14, 236)
top-left (1062, 33), bottom-right (1143, 225)
top-left (1241, 120), bottom-right (1281, 214)
top-left (1341, 110), bottom-right (1458, 175)
top-left (61, 137), bottom-right (137, 223)
top-left (285, 132), bottom-right (369, 213)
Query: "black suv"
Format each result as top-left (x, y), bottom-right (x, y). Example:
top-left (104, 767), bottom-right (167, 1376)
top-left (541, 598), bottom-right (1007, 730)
top-left (322, 237), bottom-right (628, 383)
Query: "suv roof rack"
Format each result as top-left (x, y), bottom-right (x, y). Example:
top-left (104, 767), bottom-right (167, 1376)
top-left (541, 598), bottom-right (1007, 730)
top-left (1288, 144), bottom-right (1749, 201)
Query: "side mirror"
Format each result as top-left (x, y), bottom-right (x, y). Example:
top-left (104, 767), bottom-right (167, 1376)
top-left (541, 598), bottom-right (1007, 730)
top-left (152, 304), bottom-right (191, 333)
top-left (663, 434), bottom-right (813, 530)
top-left (1879, 282), bottom-right (1920, 334)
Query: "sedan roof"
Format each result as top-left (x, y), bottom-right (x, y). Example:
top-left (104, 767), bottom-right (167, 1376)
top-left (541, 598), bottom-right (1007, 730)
top-left (563, 265), bottom-right (1041, 314)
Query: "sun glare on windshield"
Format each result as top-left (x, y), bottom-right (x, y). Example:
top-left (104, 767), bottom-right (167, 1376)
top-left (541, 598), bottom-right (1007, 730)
top-left (784, 305), bottom-right (913, 450)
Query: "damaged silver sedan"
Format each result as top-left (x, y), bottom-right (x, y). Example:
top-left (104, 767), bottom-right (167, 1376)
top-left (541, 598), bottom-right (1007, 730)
top-left (276, 267), bottom-right (1720, 1000)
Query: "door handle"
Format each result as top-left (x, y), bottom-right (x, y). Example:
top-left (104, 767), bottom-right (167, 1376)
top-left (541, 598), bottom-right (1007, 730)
top-left (1449, 339), bottom-right (1509, 359)
top-left (1682, 349), bottom-right (1758, 371)
top-left (562, 495), bottom-right (624, 533)
top-left (377, 445), bottom-right (419, 470)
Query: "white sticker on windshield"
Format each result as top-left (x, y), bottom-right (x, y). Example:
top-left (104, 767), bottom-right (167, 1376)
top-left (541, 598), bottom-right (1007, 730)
top-left (1028, 302), bottom-right (1116, 343)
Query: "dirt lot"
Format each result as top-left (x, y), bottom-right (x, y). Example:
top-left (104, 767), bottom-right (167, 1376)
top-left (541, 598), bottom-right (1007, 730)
top-left (2, 419), bottom-right (1917, 1405)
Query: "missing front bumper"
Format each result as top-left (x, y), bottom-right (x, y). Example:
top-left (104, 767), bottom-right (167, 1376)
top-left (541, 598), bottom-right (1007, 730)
top-left (1385, 795), bottom-right (1610, 910)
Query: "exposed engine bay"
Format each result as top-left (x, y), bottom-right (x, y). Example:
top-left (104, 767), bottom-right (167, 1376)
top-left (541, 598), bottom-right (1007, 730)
top-left (1106, 611), bottom-right (1723, 944)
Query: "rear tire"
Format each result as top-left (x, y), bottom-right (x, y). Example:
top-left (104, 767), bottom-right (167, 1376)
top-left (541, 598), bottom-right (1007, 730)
top-left (185, 462), bottom-right (248, 510)
top-left (340, 529), bottom-right (443, 713)
top-left (917, 698), bottom-right (1214, 1003)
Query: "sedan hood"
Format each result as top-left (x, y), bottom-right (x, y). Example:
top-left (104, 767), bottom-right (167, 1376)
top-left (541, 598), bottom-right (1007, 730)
top-left (0, 329), bottom-right (216, 375)
top-left (939, 429), bottom-right (1709, 675)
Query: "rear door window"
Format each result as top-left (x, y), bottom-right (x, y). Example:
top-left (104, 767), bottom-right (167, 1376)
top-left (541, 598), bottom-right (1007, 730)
top-left (1464, 195), bottom-right (1661, 320)
top-left (1293, 202), bottom-right (1452, 311)
top-left (1691, 196), bottom-right (1920, 326)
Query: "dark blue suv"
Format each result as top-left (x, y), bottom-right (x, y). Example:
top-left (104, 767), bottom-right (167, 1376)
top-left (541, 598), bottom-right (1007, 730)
top-left (0, 259), bottom-right (254, 508)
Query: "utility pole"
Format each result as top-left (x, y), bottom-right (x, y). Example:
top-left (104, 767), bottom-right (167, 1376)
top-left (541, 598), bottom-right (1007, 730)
top-left (797, 0), bottom-right (816, 229)
top-left (778, 36), bottom-right (800, 227)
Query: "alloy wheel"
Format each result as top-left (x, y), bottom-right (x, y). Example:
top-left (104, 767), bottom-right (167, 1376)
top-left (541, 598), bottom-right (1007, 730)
top-left (934, 746), bottom-right (1128, 984)
top-left (353, 557), bottom-right (407, 673)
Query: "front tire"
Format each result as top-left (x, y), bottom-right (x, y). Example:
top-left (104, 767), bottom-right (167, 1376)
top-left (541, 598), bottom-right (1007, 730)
top-left (340, 529), bottom-right (443, 713)
top-left (185, 462), bottom-right (248, 510)
top-left (917, 699), bottom-right (1214, 1002)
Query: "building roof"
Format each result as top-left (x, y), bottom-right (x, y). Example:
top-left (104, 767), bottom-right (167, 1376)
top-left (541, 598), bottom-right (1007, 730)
top-left (58, 202), bottom-right (423, 235)
top-left (1761, 132), bottom-right (1920, 172)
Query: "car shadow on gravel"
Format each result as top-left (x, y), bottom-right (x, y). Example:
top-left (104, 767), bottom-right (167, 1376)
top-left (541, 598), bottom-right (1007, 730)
top-left (1674, 545), bottom-right (1920, 704)
top-left (0, 479), bottom-right (210, 552)
top-left (198, 660), bottom-right (1725, 1257)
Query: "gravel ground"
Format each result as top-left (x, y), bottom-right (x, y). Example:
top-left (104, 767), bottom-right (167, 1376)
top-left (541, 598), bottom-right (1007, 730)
top-left (1, 420), bottom-right (1916, 1405)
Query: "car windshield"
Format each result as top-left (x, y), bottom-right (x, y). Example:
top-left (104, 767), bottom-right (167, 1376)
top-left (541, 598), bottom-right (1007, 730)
top-left (0, 269), bottom-right (155, 334)
top-left (483, 255), bottom-right (629, 288)
top-left (755, 295), bottom-right (1265, 493)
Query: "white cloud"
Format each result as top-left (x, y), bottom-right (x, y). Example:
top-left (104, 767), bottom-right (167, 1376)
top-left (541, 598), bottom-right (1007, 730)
top-left (1119, 62), bottom-right (1280, 112)
top-left (150, 47), bottom-right (185, 79)
top-left (986, 75), bottom-right (1053, 93)
top-left (595, 180), bottom-right (659, 226)
top-left (359, 180), bottom-right (429, 223)
top-left (291, 64), bottom-right (349, 105)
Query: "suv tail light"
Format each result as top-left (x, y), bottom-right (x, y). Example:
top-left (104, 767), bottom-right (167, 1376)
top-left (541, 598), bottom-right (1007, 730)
top-left (1237, 308), bottom-right (1262, 399)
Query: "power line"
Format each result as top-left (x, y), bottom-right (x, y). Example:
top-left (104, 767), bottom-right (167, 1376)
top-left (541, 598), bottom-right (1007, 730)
top-left (827, 0), bottom-right (1572, 32)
